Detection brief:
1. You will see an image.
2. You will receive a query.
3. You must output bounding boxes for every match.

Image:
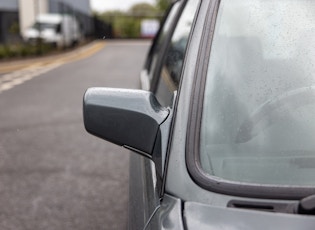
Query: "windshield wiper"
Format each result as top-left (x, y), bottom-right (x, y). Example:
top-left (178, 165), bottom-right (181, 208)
top-left (295, 194), bottom-right (315, 215)
top-left (228, 195), bottom-right (315, 215)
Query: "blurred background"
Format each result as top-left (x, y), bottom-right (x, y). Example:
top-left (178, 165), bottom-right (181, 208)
top-left (0, 0), bottom-right (169, 58)
top-left (0, 0), bottom-right (171, 229)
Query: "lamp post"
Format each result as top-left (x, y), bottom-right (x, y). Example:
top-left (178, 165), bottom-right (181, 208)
top-left (34, 0), bottom-right (42, 54)
top-left (60, 0), bottom-right (66, 49)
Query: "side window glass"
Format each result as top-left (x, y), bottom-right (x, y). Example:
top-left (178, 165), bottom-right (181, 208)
top-left (147, 2), bottom-right (181, 82)
top-left (155, 0), bottom-right (200, 107)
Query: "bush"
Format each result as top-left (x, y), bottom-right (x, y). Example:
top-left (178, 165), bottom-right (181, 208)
top-left (0, 43), bottom-right (54, 60)
top-left (114, 17), bottom-right (141, 38)
top-left (0, 46), bottom-right (10, 59)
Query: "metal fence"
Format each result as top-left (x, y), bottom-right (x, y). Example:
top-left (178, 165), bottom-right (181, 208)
top-left (0, 10), bottom-right (21, 44)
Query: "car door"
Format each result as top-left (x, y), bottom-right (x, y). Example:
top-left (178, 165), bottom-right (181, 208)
top-left (129, 1), bottom-right (186, 230)
top-left (140, 0), bottom-right (201, 229)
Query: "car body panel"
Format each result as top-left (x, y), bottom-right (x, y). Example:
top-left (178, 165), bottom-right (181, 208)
top-left (145, 194), bottom-right (184, 230)
top-left (164, 0), bottom-right (217, 203)
top-left (129, 154), bottom-right (160, 230)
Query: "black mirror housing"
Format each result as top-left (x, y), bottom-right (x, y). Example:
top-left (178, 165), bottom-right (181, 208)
top-left (83, 88), bottom-right (169, 156)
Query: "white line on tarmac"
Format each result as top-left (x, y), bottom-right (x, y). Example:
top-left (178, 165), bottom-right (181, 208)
top-left (0, 61), bottom-right (64, 94)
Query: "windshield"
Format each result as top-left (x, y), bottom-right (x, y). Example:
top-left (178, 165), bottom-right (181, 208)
top-left (33, 22), bottom-right (58, 30)
top-left (200, 0), bottom-right (315, 186)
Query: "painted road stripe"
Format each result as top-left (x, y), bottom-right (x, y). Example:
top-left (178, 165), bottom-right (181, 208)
top-left (0, 62), bottom-right (63, 93)
top-left (0, 41), bottom-right (105, 94)
top-left (0, 41), bottom-right (106, 74)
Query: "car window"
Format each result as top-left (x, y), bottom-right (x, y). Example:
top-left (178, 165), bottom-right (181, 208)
top-left (146, 2), bottom-right (181, 84)
top-left (154, 0), bottom-right (200, 107)
top-left (200, 0), bottom-right (315, 186)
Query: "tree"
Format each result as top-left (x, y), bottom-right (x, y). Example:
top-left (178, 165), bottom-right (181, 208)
top-left (94, 2), bottom-right (164, 38)
top-left (96, 10), bottom-right (125, 24)
top-left (128, 3), bottom-right (158, 17)
top-left (156, 0), bottom-right (171, 12)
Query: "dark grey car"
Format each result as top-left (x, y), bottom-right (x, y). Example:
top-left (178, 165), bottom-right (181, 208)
top-left (84, 0), bottom-right (315, 229)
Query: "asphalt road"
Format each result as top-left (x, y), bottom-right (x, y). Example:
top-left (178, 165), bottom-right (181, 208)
top-left (0, 40), bottom-right (151, 230)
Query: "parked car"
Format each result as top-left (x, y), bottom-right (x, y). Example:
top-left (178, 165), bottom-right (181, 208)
top-left (84, 0), bottom-right (315, 229)
top-left (22, 14), bottom-right (81, 48)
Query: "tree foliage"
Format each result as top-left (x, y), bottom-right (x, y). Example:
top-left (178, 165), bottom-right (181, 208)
top-left (95, 10), bottom-right (125, 24)
top-left (156, 0), bottom-right (171, 12)
top-left (128, 3), bottom-right (159, 17)
top-left (95, 1), bottom-right (168, 38)
top-left (96, 3), bottom-right (155, 38)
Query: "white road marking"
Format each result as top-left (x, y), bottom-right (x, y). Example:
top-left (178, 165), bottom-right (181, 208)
top-left (0, 61), bottom-right (63, 94)
top-left (0, 41), bottom-right (106, 94)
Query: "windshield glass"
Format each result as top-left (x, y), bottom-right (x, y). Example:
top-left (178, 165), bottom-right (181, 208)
top-left (33, 22), bottom-right (58, 30)
top-left (200, 0), bottom-right (315, 186)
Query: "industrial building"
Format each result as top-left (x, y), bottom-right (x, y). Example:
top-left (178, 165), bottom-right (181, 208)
top-left (0, 0), bottom-right (94, 44)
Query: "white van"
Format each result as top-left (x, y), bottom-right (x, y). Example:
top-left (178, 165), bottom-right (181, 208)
top-left (23, 14), bottom-right (82, 48)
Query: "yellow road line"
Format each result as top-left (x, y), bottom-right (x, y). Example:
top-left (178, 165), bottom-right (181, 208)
top-left (0, 41), bottom-right (106, 74)
top-left (58, 42), bottom-right (106, 63)
top-left (0, 63), bottom-right (34, 74)
top-left (0, 41), bottom-right (105, 94)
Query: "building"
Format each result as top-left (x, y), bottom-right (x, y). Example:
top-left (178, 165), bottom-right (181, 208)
top-left (19, 0), bottom-right (94, 38)
top-left (0, 0), bottom-right (94, 44)
top-left (0, 0), bottom-right (19, 44)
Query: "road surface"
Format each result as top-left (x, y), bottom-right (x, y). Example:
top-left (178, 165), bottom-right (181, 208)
top-left (0, 40), bottom-right (150, 230)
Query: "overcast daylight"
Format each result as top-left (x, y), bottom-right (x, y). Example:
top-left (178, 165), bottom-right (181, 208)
top-left (90, 0), bottom-right (156, 12)
top-left (2, 0), bottom-right (315, 229)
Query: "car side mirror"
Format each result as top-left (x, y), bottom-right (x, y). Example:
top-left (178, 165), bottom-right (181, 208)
top-left (83, 87), bottom-right (169, 157)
